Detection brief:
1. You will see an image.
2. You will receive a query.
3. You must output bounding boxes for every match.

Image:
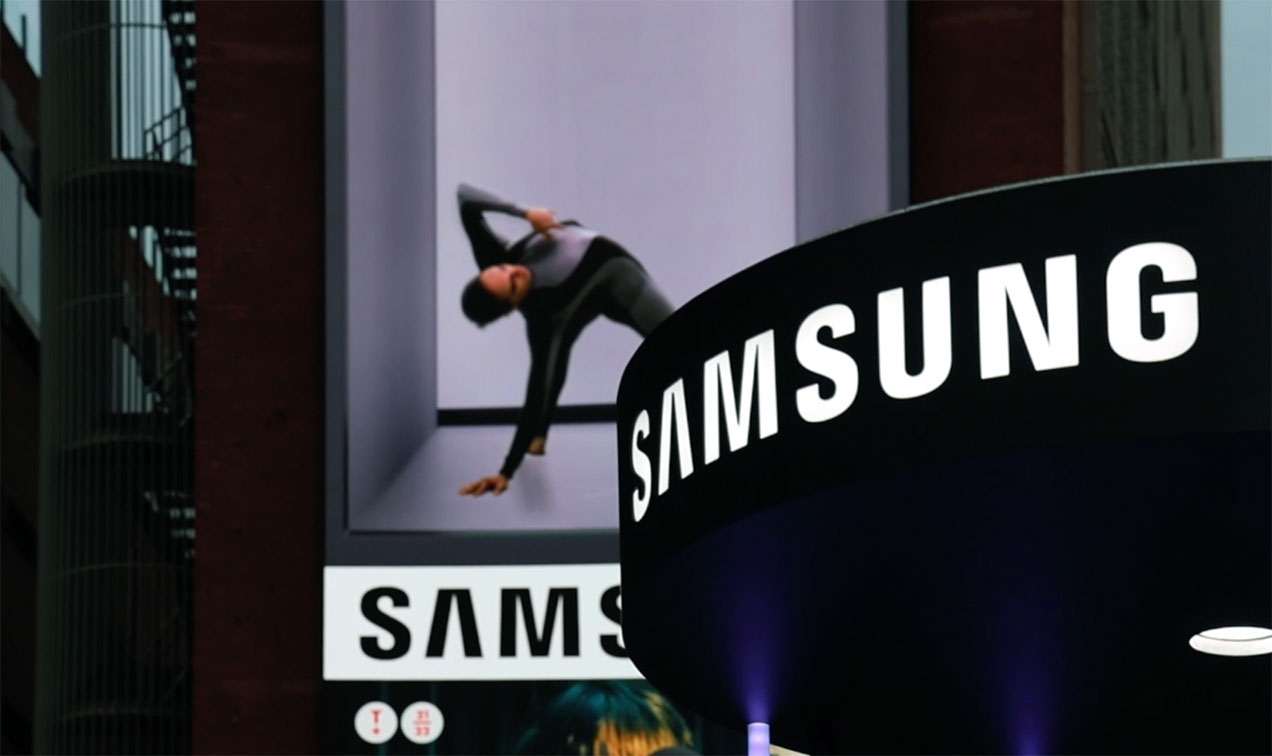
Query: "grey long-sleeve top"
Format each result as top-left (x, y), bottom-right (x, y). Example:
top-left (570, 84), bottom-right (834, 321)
top-left (457, 184), bottom-right (634, 479)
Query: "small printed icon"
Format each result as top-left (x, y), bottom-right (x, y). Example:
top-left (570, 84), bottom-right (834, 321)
top-left (354, 700), bottom-right (398, 744)
top-left (401, 701), bottom-right (445, 745)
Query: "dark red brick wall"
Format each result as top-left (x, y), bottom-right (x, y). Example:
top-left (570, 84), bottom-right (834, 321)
top-left (909, 0), bottom-right (1067, 202)
top-left (193, 2), bottom-right (324, 753)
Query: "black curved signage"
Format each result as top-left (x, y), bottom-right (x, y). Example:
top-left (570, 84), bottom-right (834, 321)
top-left (616, 161), bottom-right (1271, 753)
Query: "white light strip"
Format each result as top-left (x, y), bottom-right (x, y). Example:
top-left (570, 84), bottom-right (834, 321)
top-left (1188, 626), bottom-right (1272, 657)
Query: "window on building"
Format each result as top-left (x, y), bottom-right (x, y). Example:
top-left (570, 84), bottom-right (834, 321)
top-left (0, 157), bottom-right (18, 285)
top-left (19, 196), bottom-right (38, 317)
top-left (1, 0), bottom-right (41, 74)
top-left (0, 154), bottom-right (38, 325)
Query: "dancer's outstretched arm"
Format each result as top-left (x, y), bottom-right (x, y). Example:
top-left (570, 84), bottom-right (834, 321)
top-left (459, 318), bottom-right (570, 497)
top-left (458, 183), bottom-right (562, 270)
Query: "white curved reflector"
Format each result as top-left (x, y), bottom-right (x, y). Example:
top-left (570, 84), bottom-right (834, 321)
top-left (1188, 626), bottom-right (1272, 657)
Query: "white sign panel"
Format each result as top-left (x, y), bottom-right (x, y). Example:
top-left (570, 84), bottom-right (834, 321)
top-left (324, 564), bottom-right (639, 681)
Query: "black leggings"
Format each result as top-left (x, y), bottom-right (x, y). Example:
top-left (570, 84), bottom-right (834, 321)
top-left (586, 238), bottom-right (674, 337)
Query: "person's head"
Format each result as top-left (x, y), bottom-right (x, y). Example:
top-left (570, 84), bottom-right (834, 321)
top-left (516, 681), bottom-right (695, 756)
top-left (461, 264), bottom-right (531, 326)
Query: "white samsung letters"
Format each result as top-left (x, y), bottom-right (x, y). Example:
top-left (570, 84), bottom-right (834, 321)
top-left (628, 244), bottom-right (1201, 519)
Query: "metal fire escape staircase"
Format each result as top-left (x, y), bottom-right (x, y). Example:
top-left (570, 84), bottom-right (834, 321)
top-left (161, 0), bottom-right (196, 133)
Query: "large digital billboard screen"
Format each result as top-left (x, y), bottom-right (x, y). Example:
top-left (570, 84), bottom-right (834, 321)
top-left (345, 2), bottom-right (797, 535)
top-left (328, 0), bottom-right (902, 542)
top-left (322, 2), bottom-right (903, 753)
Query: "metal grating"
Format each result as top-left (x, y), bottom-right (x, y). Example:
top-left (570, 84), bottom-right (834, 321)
top-left (1084, 0), bottom-right (1219, 170)
top-left (35, 1), bottom-right (195, 753)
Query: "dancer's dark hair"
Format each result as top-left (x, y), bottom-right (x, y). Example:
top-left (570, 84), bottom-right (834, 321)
top-left (515, 681), bottom-right (695, 755)
top-left (462, 275), bottom-right (513, 325)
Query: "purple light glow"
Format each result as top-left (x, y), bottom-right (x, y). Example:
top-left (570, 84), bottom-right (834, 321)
top-left (747, 723), bottom-right (770, 756)
top-left (1015, 728), bottom-right (1043, 756)
top-left (744, 687), bottom-right (771, 725)
top-left (997, 607), bottom-right (1057, 756)
top-left (730, 604), bottom-right (777, 723)
top-left (1009, 682), bottom-right (1050, 755)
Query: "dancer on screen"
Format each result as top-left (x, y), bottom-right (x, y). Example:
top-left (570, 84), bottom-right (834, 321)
top-left (455, 183), bottom-right (675, 497)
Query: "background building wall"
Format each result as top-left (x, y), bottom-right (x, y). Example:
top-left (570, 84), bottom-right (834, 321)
top-left (192, 1), bottom-right (324, 753)
top-left (1078, 0), bottom-right (1221, 170)
top-left (1, 289), bottom-right (39, 755)
top-left (909, 1), bottom-right (1071, 202)
top-left (909, 0), bottom-right (1224, 204)
top-left (1, 17), bottom-right (41, 754)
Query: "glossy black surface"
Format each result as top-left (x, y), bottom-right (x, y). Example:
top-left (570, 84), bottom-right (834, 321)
top-left (618, 161), bottom-right (1272, 753)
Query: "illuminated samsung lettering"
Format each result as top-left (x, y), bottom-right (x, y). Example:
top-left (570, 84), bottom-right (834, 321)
top-left (978, 255), bottom-right (1080, 379)
top-left (795, 304), bottom-right (859, 422)
top-left (1106, 242), bottom-right (1200, 362)
top-left (878, 277), bottom-right (952, 400)
top-left (632, 331), bottom-right (780, 522)
top-left (628, 244), bottom-right (1200, 518)
top-left (702, 330), bottom-right (779, 465)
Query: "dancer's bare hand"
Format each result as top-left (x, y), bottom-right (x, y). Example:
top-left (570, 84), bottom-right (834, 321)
top-left (526, 207), bottom-right (562, 237)
top-left (528, 436), bottom-right (547, 455)
top-left (460, 473), bottom-right (509, 497)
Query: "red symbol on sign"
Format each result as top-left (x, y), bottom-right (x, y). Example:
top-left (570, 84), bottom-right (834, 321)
top-left (355, 700), bottom-right (397, 744)
top-left (400, 701), bottom-right (444, 745)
